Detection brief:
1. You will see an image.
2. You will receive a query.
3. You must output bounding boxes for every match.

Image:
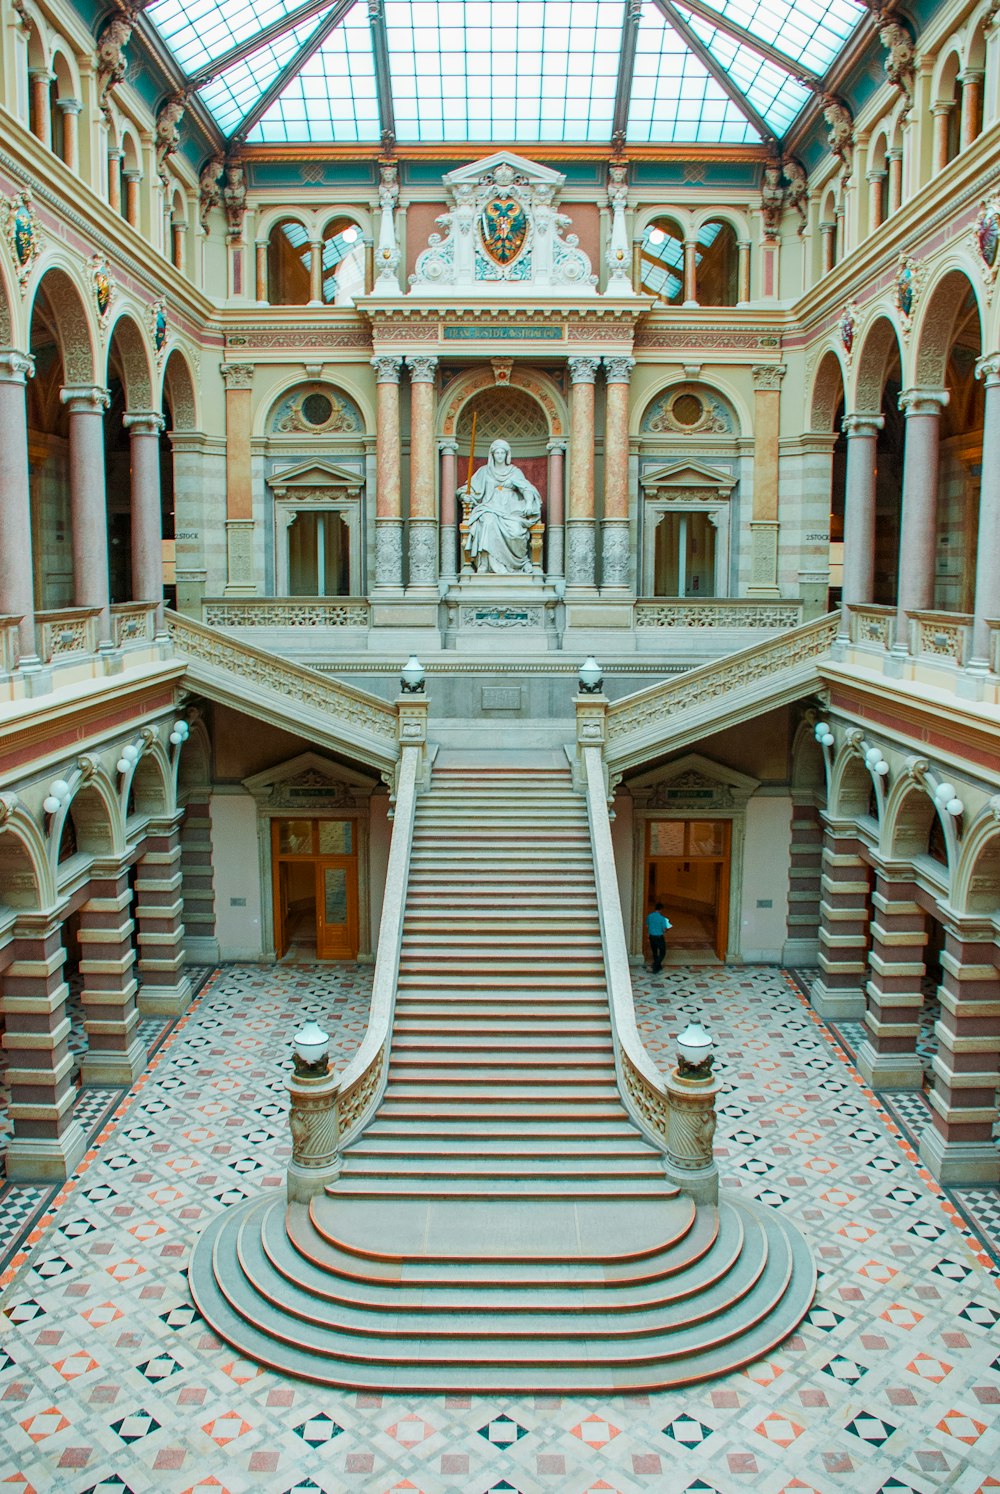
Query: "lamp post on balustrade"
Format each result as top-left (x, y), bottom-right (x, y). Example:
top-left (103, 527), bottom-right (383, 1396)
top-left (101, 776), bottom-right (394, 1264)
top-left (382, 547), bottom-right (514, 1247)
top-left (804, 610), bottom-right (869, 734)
top-left (663, 1021), bottom-right (720, 1204)
top-left (286, 1022), bottom-right (342, 1203)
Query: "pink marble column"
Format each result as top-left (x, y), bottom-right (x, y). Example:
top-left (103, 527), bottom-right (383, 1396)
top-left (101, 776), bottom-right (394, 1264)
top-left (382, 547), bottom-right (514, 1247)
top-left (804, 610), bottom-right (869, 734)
top-left (371, 355), bottom-right (403, 587)
top-left (867, 171), bottom-right (885, 231)
top-left (124, 411), bottom-right (166, 630)
top-left (308, 240), bottom-right (324, 305)
top-left (0, 352), bottom-right (39, 663)
top-left (567, 356), bottom-right (600, 587)
top-left (932, 104), bottom-right (954, 170)
top-left (602, 355), bottom-right (635, 590)
top-left (28, 69), bottom-right (52, 147)
top-left (682, 238), bottom-right (698, 304)
top-left (970, 355), bottom-right (1000, 670)
top-left (107, 148), bottom-right (123, 214)
top-left (820, 221), bottom-right (836, 273)
top-left (439, 439), bottom-right (458, 579)
top-left (895, 388), bottom-right (948, 643)
top-left (887, 149), bottom-right (903, 214)
top-left (61, 384), bottom-right (112, 645)
top-left (124, 170), bottom-right (141, 229)
top-left (737, 240), bottom-right (751, 304)
top-left (546, 439), bottom-right (566, 580)
top-left (405, 355), bottom-right (438, 589)
top-left (960, 70), bottom-right (984, 148)
top-left (839, 412), bottom-right (884, 636)
top-left (56, 97), bottom-right (81, 170)
top-left (255, 240), bottom-right (268, 302)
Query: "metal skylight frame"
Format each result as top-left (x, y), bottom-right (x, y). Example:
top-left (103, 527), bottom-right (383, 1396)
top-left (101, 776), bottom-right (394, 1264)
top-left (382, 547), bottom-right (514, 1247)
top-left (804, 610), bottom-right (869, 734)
top-left (140, 0), bottom-right (869, 147)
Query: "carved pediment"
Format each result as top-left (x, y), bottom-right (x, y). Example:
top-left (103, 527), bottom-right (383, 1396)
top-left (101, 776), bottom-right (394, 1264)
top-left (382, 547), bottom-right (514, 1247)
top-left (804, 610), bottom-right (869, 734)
top-left (629, 752), bottom-right (759, 810)
top-left (640, 460), bottom-right (736, 503)
top-left (243, 750), bottom-right (376, 808)
top-left (267, 460), bottom-right (364, 502)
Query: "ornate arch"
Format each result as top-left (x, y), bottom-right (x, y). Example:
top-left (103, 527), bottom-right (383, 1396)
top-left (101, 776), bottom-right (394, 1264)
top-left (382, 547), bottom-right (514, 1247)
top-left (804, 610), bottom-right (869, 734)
top-left (107, 309), bottom-right (155, 410)
top-left (51, 769), bottom-right (122, 875)
top-left (0, 798), bottom-right (53, 912)
top-left (852, 312), bottom-right (903, 413)
top-left (255, 207), bottom-right (313, 242)
top-left (439, 366), bottom-right (566, 441)
top-left (914, 265), bottom-right (984, 389)
top-left (789, 717), bottom-right (826, 801)
top-left (633, 375), bottom-right (746, 438)
top-left (29, 263), bottom-right (96, 385)
top-left (952, 799), bottom-right (1000, 916)
top-left (177, 717), bottom-right (212, 801)
top-left (257, 373), bottom-right (372, 438)
top-left (130, 743), bottom-right (173, 819)
top-left (318, 207), bottom-right (372, 239)
top-left (882, 768), bottom-right (939, 864)
top-left (931, 43), bottom-right (963, 101)
top-left (689, 207), bottom-right (751, 241)
top-left (809, 347), bottom-right (847, 432)
top-left (161, 346), bottom-right (199, 429)
top-left (828, 745), bottom-right (872, 819)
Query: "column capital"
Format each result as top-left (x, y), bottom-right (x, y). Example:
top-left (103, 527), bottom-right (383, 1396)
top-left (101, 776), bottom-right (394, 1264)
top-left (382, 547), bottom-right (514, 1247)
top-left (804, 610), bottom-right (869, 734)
top-left (603, 354), bottom-right (636, 384)
top-left (842, 411), bottom-right (885, 438)
top-left (751, 363), bottom-right (786, 391)
top-left (28, 67), bottom-right (54, 83)
top-left (56, 96), bottom-right (83, 116)
top-left (438, 438), bottom-right (458, 455)
top-left (887, 146), bottom-right (904, 161)
top-left (546, 438), bottom-right (567, 454)
top-left (122, 168), bottom-right (143, 183)
top-left (0, 350), bottom-right (34, 384)
top-left (108, 146), bottom-right (124, 163)
top-left (975, 351), bottom-right (1000, 386)
top-left (123, 409), bottom-right (166, 437)
top-left (865, 168), bottom-right (887, 183)
top-left (405, 354), bottom-right (438, 383)
top-left (220, 361), bottom-right (254, 390)
top-left (932, 99), bottom-right (957, 115)
top-left (960, 67), bottom-right (985, 85)
top-left (371, 354), bottom-right (403, 383)
top-left (568, 355), bottom-right (601, 384)
top-left (898, 386), bottom-right (949, 416)
top-left (60, 384), bottom-right (110, 413)
top-left (819, 219), bottom-right (836, 233)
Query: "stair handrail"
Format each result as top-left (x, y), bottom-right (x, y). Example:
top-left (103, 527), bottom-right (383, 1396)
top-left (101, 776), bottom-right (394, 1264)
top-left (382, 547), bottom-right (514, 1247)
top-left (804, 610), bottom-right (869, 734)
top-left (604, 612), bottom-right (839, 769)
top-left (581, 742), bottom-right (672, 1156)
top-left (165, 609), bottom-right (399, 770)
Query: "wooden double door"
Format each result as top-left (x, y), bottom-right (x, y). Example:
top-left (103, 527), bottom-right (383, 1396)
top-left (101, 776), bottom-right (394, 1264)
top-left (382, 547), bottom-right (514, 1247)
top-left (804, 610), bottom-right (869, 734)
top-left (272, 817), bottom-right (358, 961)
top-left (644, 818), bottom-right (731, 961)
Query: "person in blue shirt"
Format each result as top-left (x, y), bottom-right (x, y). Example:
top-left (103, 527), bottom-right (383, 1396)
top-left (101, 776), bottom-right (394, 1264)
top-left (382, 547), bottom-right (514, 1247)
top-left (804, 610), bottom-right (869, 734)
top-left (646, 902), bottom-right (672, 974)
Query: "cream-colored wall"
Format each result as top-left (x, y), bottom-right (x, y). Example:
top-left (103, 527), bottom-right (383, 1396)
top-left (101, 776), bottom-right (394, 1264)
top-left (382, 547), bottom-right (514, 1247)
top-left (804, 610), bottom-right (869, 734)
top-left (368, 793), bottom-right (390, 957)
top-left (209, 789), bottom-right (265, 960)
top-left (739, 794), bottom-right (793, 963)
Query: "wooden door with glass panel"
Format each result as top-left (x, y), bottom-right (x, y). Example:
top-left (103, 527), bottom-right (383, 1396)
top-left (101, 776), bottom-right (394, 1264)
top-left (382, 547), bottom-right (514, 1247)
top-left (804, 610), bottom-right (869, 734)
top-left (644, 818), bottom-right (731, 961)
top-left (272, 817), bottom-right (359, 961)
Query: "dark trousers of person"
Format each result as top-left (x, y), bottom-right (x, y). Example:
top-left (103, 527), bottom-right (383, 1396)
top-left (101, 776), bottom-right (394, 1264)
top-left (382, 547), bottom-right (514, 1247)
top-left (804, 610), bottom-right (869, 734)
top-left (649, 934), bottom-right (665, 973)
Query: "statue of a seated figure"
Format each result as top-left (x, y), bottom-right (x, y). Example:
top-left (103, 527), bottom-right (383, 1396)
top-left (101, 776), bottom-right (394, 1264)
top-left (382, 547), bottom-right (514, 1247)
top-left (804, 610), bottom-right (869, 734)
top-left (460, 439), bottom-right (542, 575)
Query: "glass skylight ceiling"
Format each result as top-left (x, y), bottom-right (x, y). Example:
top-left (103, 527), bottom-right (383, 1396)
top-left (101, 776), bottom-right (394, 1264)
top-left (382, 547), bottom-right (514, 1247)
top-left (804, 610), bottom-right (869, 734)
top-left (145, 0), bottom-right (867, 145)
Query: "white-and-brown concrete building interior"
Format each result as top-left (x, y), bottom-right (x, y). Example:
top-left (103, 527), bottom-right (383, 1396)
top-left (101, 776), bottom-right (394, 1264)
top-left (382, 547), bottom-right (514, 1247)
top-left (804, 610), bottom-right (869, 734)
top-left (0, 0), bottom-right (998, 1191)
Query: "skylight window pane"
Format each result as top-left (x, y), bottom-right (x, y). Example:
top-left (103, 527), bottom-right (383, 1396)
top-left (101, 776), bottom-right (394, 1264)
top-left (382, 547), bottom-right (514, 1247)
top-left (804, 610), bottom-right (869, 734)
top-left (677, 5), bottom-right (812, 135)
top-left (687, 0), bottom-right (863, 75)
top-left (247, 3), bottom-right (379, 141)
top-left (147, 0), bottom-right (312, 73)
top-left (627, 10), bottom-right (756, 143)
top-left (383, 0), bottom-right (620, 143)
top-left (200, 19), bottom-right (318, 133)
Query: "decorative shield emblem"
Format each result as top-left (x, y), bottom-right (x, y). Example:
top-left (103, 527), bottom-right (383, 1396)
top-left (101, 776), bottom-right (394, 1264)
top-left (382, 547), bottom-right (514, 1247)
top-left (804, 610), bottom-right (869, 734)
top-left (12, 203), bottom-right (33, 268)
top-left (480, 196), bottom-right (528, 266)
top-left (839, 303), bottom-right (855, 359)
top-left (896, 261), bottom-right (914, 318)
top-left (975, 202), bottom-right (1000, 270)
top-left (150, 298), bottom-right (168, 362)
top-left (5, 189), bottom-right (42, 291)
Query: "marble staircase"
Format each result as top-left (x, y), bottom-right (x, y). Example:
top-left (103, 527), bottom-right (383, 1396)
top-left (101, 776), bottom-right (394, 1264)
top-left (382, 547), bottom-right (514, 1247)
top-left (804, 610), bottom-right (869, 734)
top-left (191, 756), bottom-right (815, 1389)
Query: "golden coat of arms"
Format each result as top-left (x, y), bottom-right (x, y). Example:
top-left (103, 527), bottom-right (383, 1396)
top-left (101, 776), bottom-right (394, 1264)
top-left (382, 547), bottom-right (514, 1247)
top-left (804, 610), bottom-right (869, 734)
top-left (480, 196), bottom-right (528, 266)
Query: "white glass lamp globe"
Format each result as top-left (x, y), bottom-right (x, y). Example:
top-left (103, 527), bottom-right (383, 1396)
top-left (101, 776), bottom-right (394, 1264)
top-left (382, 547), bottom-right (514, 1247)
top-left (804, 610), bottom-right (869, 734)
top-left (293, 1023), bottom-right (330, 1066)
top-left (579, 656), bottom-right (603, 691)
top-left (677, 1021), bottom-right (714, 1068)
top-left (400, 655), bottom-right (425, 692)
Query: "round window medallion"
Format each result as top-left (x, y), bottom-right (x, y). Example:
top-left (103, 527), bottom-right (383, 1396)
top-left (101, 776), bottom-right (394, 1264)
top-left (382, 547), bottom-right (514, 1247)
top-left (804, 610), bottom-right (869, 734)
top-left (302, 392), bottom-right (333, 426)
top-left (672, 393), bottom-right (703, 427)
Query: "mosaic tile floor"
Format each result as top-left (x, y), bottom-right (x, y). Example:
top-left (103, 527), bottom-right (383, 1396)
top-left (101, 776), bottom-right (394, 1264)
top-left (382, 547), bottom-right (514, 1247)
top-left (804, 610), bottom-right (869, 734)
top-left (1, 962), bottom-right (999, 1494)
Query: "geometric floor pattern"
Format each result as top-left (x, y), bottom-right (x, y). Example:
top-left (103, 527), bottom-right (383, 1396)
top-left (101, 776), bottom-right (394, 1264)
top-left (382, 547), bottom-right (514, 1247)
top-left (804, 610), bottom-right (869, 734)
top-left (1, 961), bottom-right (998, 1492)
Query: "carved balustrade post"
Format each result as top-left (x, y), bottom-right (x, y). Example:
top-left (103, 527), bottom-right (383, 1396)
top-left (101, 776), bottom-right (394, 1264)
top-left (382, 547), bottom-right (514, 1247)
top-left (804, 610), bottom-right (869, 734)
top-left (372, 355), bottom-right (404, 588)
top-left (61, 384), bottom-right (113, 646)
top-left (602, 356), bottom-right (635, 592)
top-left (287, 1060), bottom-right (341, 1204)
top-left (856, 870), bottom-right (928, 1089)
top-left (566, 356), bottom-right (600, 588)
top-left (664, 1063), bottom-right (720, 1205)
top-left (405, 355), bottom-right (439, 589)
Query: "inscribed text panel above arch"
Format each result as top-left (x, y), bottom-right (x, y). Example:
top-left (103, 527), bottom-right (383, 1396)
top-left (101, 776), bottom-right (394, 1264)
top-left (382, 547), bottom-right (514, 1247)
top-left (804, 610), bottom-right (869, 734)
top-left (267, 382), bottom-right (363, 436)
top-left (456, 387), bottom-right (549, 447)
top-left (640, 384), bottom-right (736, 436)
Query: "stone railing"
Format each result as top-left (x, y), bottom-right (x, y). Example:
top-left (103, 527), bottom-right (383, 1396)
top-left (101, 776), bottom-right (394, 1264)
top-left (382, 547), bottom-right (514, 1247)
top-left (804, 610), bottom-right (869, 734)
top-left (635, 598), bottom-right (803, 629)
top-left (0, 615), bottom-right (21, 673)
top-left (111, 601), bottom-right (157, 648)
top-left (165, 610), bottom-right (398, 770)
top-left (285, 732), bottom-right (423, 1201)
top-left (35, 606), bottom-right (100, 663)
top-left (908, 609), bottom-right (972, 668)
top-left (847, 603), bottom-right (896, 651)
top-left (202, 598), bottom-right (370, 629)
top-left (605, 612), bottom-right (839, 770)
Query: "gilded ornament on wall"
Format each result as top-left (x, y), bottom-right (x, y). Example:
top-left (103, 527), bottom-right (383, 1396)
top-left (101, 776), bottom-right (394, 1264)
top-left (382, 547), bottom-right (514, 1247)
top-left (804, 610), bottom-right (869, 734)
top-left (893, 253), bottom-right (923, 338)
top-left (150, 297), bottom-right (168, 363)
top-left (5, 190), bottom-right (42, 295)
top-left (90, 254), bottom-right (115, 334)
top-left (839, 302), bottom-right (857, 364)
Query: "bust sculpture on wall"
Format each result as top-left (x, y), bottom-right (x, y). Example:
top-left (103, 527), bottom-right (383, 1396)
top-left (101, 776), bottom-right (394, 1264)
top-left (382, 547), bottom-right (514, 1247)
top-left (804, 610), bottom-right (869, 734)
top-left (462, 439), bottom-right (541, 575)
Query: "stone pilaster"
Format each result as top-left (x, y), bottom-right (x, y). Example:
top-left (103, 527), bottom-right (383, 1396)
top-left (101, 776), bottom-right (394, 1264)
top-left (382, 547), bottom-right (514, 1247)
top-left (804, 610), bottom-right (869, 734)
top-left (77, 870), bottom-right (145, 1087)
top-left (566, 356), bottom-right (600, 587)
top-left (602, 355), bottom-right (634, 591)
top-left (919, 924), bottom-right (1000, 1184)
top-left (894, 388), bottom-right (948, 647)
top-left (856, 874), bottom-right (927, 1089)
top-left (372, 355), bottom-right (403, 588)
top-left (748, 364), bottom-right (785, 597)
top-left (784, 801), bottom-right (823, 964)
top-left (3, 920), bottom-right (87, 1182)
top-left (809, 825), bottom-right (871, 1020)
top-left (180, 799), bottom-right (218, 963)
top-left (61, 384), bottom-right (113, 644)
top-left (0, 350), bottom-right (39, 663)
top-left (220, 362), bottom-right (256, 596)
top-left (405, 356), bottom-right (439, 589)
top-left (134, 821), bottom-right (192, 1016)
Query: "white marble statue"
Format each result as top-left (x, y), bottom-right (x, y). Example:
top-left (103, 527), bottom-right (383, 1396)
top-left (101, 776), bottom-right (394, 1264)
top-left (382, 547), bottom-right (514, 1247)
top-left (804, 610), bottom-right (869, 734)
top-left (463, 439), bottom-right (541, 575)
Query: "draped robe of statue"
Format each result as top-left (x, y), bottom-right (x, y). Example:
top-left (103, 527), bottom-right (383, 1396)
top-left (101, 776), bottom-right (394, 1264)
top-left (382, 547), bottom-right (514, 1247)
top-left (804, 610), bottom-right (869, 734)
top-left (464, 439), bottom-right (542, 575)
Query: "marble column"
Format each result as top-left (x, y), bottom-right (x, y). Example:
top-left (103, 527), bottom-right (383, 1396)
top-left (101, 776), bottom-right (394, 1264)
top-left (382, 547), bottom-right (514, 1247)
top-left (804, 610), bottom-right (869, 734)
top-left (748, 364), bottom-right (785, 596)
top-left (932, 103), bottom-right (955, 170)
top-left (56, 97), bottom-right (81, 170)
top-left (895, 388), bottom-right (948, 643)
top-left (405, 355), bottom-right (438, 589)
top-left (220, 362), bottom-right (256, 595)
top-left (856, 873), bottom-right (927, 1089)
top-left (839, 412), bottom-right (884, 636)
top-left (77, 869), bottom-right (145, 1086)
top-left (124, 169), bottom-right (141, 228)
top-left (134, 820), bottom-right (192, 1016)
top-left (255, 240), bottom-right (268, 303)
top-left (919, 922), bottom-right (1000, 1184)
top-left (28, 69), bottom-right (52, 147)
top-left (682, 238), bottom-right (698, 305)
top-left (107, 148), bottom-right (123, 215)
top-left (61, 384), bottom-right (112, 645)
top-left (887, 149), bottom-right (904, 214)
top-left (566, 356), bottom-right (600, 587)
top-left (820, 221), bottom-right (836, 273)
top-left (546, 439), bottom-right (566, 581)
top-left (969, 354), bottom-right (1000, 670)
top-left (3, 919), bottom-right (87, 1182)
top-left (602, 355), bottom-right (635, 590)
top-left (0, 351), bottom-right (39, 663)
top-left (438, 439), bottom-right (458, 581)
top-left (372, 355), bottom-right (404, 587)
top-left (960, 70), bottom-right (984, 148)
top-left (171, 220), bottom-right (186, 274)
top-left (809, 825), bottom-right (871, 1020)
top-left (308, 240), bottom-right (324, 305)
top-left (867, 170), bottom-right (885, 231)
top-left (123, 411), bottom-right (166, 629)
top-left (737, 240), bottom-right (751, 304)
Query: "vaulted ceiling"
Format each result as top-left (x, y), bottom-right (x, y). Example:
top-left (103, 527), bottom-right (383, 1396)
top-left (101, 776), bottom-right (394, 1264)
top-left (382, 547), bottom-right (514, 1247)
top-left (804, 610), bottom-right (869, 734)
top-left (144, 0), bottom-right (867, 149)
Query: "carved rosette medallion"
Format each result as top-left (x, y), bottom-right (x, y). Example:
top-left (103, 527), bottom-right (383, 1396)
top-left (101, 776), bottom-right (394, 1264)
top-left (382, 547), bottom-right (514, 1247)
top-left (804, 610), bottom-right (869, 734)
top-left (5, 190), bottom-right (42, 294)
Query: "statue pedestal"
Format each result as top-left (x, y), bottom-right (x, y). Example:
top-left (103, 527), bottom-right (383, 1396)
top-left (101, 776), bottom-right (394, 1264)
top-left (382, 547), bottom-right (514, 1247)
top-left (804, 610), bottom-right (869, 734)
top-left (442, 575), bottom-right (561, 651)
